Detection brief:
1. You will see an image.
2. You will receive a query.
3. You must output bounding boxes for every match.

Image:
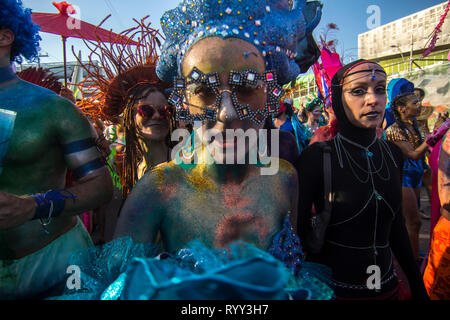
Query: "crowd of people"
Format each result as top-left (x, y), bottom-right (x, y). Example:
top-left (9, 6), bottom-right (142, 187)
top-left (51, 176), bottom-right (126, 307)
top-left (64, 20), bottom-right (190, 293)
top-left (0, 0), bottom-right (449, 300)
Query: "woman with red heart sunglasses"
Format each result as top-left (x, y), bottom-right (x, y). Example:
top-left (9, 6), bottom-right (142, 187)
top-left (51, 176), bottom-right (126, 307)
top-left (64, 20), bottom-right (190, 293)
top-left (75, 18), bottom-right (176, 201)
top-left (130, 88), bottom-right (175, 183)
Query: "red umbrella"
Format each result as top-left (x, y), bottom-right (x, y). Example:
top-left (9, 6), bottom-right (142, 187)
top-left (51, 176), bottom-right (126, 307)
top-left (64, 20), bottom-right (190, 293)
top-left (31, 1), bottom-right (140, 85)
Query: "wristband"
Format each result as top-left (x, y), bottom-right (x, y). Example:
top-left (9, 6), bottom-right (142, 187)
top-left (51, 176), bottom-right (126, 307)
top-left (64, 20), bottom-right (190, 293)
top-left (31, 190), bottom-right (77, 233)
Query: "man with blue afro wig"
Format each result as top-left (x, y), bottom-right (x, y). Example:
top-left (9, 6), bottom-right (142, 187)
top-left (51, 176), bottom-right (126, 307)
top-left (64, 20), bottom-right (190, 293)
top-left (0, 0), bottom-right (113, 299)
top-left (0, 0), bottom-right (41, 64)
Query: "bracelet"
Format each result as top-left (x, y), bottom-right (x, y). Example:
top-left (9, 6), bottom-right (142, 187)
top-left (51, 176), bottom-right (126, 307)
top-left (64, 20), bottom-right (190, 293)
top-left (40, 200), bottom-right (54, 226)
top-left (40, 200), bottom-right (54, 235)
top-left (31, 190), bottom-right (77, 233)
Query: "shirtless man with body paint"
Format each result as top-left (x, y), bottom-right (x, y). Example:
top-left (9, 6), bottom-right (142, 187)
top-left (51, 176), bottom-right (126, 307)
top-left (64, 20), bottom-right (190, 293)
top-left (0, 1), bottom-right (113, 299)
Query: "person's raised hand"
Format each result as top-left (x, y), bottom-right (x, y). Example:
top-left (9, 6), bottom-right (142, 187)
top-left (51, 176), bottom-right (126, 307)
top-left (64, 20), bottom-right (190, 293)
top-left (434, 112), bottom-right (449, 131)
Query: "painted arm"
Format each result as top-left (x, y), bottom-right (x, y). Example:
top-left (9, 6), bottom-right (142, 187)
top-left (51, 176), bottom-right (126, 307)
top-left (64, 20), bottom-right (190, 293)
top-left (386, 126), bottom-right (428, 160)
top-left (113, 172), bottom-right (163, 244)
top-left (393, 140), bottom-right (429, 161)
top-left (47, 97), bottom-right (113, 216)
top-left (0, 97), bottom-right (113, 229)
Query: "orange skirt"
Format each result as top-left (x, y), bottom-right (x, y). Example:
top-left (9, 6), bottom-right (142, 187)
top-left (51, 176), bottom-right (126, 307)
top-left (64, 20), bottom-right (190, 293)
top-left (423, 216), bottom-right (450, 299)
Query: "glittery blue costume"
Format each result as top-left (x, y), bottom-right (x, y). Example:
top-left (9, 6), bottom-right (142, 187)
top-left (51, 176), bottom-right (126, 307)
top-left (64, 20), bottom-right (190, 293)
top-left (156, 0), bottom-right (323, 85)
top-left (385, 79), bottom-right (426, 189)
top-left (54, 215), bottom-right (333, 300)
top-left (51, 0), bottom-right (333, 300)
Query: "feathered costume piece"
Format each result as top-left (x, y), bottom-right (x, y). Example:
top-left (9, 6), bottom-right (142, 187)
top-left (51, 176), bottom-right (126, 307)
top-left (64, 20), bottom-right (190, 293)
top-left (310, 23), bottom-right (342, 144)
top-left (74, 16), bottom-right (169, 123)
top-left (16, 67), bottom-right (62, 94)
top-left (423, 1), bottom-right (450, 57)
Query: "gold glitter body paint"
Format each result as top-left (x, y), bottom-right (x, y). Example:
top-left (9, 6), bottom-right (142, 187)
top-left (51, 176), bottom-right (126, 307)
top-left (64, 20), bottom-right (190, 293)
top-left (115, 158), bottom-right (298, 253)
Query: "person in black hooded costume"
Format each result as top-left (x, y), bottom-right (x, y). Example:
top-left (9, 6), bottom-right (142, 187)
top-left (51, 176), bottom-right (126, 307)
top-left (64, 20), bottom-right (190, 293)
top-left (295, 59), bottom-right (428, 299)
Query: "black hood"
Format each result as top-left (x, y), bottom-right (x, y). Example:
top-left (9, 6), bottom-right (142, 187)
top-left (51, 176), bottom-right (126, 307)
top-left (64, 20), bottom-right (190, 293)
top-left (331, 59), bottom-right (380, 146)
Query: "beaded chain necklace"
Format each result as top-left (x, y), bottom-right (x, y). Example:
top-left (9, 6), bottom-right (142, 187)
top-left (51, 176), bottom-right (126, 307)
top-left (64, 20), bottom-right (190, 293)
top-left (326, 133), bottom-right (399, 290)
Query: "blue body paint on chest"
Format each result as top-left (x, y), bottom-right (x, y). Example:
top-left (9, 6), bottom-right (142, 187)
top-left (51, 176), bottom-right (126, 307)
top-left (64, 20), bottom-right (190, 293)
top-left (0, 66), bottom-right (17, 84)
top-left (0, 108), bottom-right (17, 176)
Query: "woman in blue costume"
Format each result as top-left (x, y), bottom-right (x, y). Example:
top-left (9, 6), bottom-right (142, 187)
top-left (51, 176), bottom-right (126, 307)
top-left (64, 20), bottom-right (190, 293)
top-left (57, 0), bottom-right (334, 300)
top-left (385, 80), bottom-right (430, 263)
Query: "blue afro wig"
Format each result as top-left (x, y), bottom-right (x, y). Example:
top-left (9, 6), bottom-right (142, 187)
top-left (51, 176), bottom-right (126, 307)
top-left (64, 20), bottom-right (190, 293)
top-left (0, 0), bottom-right (41, 63)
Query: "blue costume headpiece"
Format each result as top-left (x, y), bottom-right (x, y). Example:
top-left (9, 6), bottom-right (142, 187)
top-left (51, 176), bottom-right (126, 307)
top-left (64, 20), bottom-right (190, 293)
top-left (156, 0), bottom-right (323, 85)
top-left (0, 0), bottom-right (41, 64)
top-left (385, 78), bottom-right (415, 129)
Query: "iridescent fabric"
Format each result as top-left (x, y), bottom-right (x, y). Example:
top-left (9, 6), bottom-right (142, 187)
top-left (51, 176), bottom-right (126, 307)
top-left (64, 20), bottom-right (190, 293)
top-left (402, 159), bottom-right (425, 188)
top-left (116, 241), bottom-right (291, 300)
top-left (53, 215), bottom-right (334, 300)
top-left (0, 218), bottom-right (92, 299)
top-left (53, 237), bottom-right (160, 300)
top-left (267, 214), bottom-right (334, 300)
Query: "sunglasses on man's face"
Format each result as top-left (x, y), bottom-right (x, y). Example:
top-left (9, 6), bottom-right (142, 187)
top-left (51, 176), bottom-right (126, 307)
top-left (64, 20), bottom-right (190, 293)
top-left (137, 105), bottom-right (173, 120)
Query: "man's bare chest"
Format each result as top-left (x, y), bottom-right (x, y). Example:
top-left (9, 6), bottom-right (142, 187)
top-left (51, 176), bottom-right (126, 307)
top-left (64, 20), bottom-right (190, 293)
top-left (165, 180), bottom-right (289, 229)
top-left (2, 109), bottom-right (55, 165)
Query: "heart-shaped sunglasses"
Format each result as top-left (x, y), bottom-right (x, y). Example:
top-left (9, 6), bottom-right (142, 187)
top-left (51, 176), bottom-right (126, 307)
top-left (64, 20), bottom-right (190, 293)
top-left (137, 105), bottom-right (173, 120)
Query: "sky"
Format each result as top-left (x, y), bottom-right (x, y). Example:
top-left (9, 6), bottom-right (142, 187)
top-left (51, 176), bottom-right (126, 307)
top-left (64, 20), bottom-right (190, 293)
top-left (21, 0), bottom-right (447, 66)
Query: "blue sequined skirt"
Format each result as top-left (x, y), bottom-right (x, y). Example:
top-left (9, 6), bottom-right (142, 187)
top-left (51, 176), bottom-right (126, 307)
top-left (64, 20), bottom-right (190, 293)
top-left (52, 217), bottom-right (334, 300)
